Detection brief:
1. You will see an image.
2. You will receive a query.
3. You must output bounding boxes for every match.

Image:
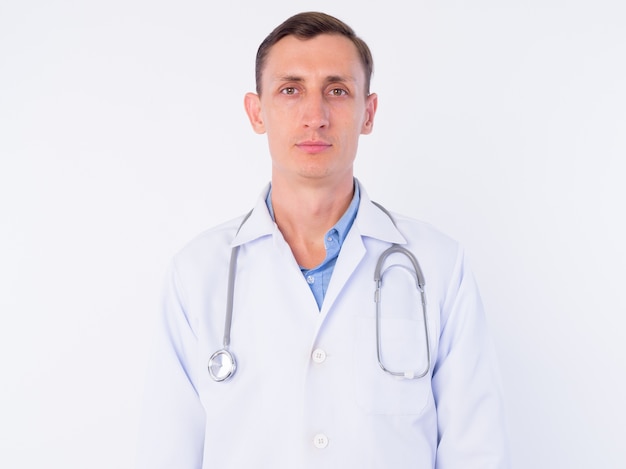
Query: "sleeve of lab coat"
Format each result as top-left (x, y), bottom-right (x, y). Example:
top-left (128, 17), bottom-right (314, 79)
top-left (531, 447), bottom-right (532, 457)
top-left (432, 247), bottom-right (510, 469)
top-left (136, 259), bottom-right (206, 469)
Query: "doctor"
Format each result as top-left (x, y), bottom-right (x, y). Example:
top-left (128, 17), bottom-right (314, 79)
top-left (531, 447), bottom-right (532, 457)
top-left (137, 11), bottom-right (509, 469)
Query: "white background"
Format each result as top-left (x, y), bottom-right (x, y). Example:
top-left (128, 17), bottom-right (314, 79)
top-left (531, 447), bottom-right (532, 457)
top-left (1, 1), bottom-right (625, 468)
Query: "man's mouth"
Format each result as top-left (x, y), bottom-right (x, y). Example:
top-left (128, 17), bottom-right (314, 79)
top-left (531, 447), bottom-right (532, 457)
top-left (296, 140), bottom-right (332, 154)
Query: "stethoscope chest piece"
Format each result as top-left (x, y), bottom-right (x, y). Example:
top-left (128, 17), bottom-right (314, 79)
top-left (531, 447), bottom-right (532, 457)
top-left (208, 349), bottom-right (237, 382)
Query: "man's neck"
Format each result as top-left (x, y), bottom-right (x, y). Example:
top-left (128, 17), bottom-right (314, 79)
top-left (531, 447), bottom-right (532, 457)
top-left (270, 176), bottom-right (354, 269)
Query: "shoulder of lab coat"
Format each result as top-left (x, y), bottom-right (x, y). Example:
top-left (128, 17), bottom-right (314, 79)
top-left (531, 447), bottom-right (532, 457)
top-left (358, 183), bottom-right (510, 467)
top-left (386, 216), bottom-right (509, 468)
top-left (136, 192), bottom-right (269, 469)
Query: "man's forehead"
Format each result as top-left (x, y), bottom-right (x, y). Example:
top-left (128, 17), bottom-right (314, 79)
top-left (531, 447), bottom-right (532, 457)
top-left (263, 34), bottom-right (364, 80)
top-left (268, 34), bottom-right (358, 60)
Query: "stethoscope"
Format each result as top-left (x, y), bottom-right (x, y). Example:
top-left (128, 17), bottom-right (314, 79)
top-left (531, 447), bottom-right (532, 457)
top-left (208, 204), bottom-right (431, 382)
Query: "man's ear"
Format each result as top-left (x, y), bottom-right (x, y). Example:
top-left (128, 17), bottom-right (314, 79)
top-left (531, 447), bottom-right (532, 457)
top-left (244, 92), bottom-right (266, 134)
top-left (361, 92), bottom-right (378, 135)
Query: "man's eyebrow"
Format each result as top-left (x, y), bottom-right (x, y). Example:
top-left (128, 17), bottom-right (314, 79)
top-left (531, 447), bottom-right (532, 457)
top-left (274, 74), bottom-right (356, 84)
top-left (325, 75), bottom-right (356, 84)
top-left (276, 75), bottom-right (304, 82)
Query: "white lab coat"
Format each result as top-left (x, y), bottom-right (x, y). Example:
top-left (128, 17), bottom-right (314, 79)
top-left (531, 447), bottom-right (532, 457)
top-left (137, 182), bottom-right (509, 468)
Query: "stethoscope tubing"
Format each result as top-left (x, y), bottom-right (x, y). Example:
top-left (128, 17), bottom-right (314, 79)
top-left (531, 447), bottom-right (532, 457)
top-left (374, 244), bottom-right (430, 379)
top-left (208, 210), bottom-right (253, 382)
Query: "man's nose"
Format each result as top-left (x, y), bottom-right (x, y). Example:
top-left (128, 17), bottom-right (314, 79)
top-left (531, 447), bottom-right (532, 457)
top-left (301, 94), bottom-right (330, 129)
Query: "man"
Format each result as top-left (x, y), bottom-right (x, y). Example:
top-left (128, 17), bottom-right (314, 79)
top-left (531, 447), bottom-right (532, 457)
top-left (138, 11), bottom-right (509, 468)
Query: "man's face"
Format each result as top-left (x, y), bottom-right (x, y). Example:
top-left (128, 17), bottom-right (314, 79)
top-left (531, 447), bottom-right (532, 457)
top-left (245, 34), bottom-right (378, 186)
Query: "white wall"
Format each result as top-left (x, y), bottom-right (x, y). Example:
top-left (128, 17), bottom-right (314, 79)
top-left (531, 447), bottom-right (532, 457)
top-left (1, 1), bottom-right (624, 467)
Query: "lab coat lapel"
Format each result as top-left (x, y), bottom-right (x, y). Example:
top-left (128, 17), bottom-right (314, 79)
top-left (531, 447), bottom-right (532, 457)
top-left (319, 182), bottom-right (406, 318)
top-left (319, 227), bottom-right (366, 318)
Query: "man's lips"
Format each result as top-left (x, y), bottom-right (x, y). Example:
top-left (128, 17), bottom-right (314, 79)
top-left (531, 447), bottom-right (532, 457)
top-left (295, 141), bottom-right (332, 154)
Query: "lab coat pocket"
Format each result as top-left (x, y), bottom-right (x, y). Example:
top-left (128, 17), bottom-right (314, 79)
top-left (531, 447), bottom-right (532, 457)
top-left (353, 314), bottom-right (432, 416)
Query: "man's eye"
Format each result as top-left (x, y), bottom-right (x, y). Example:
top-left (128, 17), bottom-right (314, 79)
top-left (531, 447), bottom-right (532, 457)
top-left (281, 87), bottom-right (297, 95)
top-left (329, 88), bottom-right (348, 96)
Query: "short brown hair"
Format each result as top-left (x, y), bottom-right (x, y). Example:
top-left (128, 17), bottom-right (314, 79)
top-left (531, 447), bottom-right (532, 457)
top-left (255, 12), bottom-right (374, 95)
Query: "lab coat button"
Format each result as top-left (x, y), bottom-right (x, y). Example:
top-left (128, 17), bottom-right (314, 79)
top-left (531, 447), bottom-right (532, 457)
top-left (313, 433), bottom-right (329, 449)
top-left (312, 348), bottom-right (327, 363)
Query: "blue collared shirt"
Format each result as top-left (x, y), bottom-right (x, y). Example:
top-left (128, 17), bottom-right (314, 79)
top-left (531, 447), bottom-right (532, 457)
top-left (266, 183), bottom-right (360, 310)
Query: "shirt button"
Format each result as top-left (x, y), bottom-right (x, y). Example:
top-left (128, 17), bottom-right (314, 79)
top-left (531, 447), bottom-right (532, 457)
top-left (311, 348), bottom-right (327, 364)
top-left (313, 433), bottom-right (329, 449)
top-left (306, 275), bottom-right (315, 284)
